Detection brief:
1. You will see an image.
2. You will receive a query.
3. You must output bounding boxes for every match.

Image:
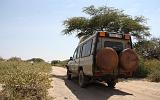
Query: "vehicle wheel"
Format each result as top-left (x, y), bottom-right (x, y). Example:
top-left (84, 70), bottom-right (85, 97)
top-left (106, 80), bottom-right (116, 88)
top-left (79, 70), bottom-right (87, 88)
top-left (67, 69), bottom-right (71, 80)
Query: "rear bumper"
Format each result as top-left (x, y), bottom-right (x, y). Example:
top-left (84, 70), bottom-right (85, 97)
top-left (92, 72), bottom-right (118, 82)
top-left (119, 69), bottom-right (134, 78)
top-left (92, 70), bottom-right (134, 81)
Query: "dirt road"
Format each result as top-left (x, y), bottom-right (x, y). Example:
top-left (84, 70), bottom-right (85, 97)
top-left (48, 66), bottom-right (160, 100)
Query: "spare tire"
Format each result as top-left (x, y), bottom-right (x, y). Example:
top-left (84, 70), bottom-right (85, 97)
top-left (96, 47), bottom-right (119, 72)
top-left (120, 48), bottom-right (139, 71)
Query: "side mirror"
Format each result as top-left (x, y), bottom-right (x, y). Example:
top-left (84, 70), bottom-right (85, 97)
top-left (70, 57), bottom-right (73, 60)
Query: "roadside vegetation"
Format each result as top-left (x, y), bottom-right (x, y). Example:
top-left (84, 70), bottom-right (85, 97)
top-left (134, 38), bottom-right (160, 82)
top-left (51, 59), bottom-right (69, 67)
top-left (0, 57), bottom-right (52, 100)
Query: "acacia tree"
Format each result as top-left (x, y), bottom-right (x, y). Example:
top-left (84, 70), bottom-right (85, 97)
top-left (63, 5), bottom-right (150, 41)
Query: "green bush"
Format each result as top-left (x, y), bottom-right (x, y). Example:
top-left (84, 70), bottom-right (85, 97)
top-left (144, 59), bottom-right (160, 82)
top-left (0, 61), bottom-right (52, 99)
top-left (144, 59), bottom-right (160, 72)
top-left (26, 58), bottom-right (45, 63)
top-left (51, 60), bottom-right (60, 66)
top-left (0, 57), bottom-right (5, 61)
top-left (148, 70), bottom-right (160, 82)
top-left (53, 59), bottom-right (69, 67)
top-left (134, 58), bottom-right (149, 78)
top-left (134, 58), bottom-right (160, 82)
top-left (7, 57), bottom-right (22, 61)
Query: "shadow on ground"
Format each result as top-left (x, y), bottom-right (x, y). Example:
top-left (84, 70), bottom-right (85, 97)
top-left (50, 74), bottom-right (133, 100)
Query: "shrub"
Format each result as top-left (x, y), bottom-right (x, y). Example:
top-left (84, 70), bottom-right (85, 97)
top-left (3, 71), bottom-right (51, 99)
top-left (148, 70), bottom-right (160, 82)
top-left (27, 58), bottom-right (45, 63)
top-left (144, 59), bottom-right (160, 82)
top-left (7, 57), bottom-right (22, 61)
top-left (52, 59), bottom-right (69, 67)
top-left (0, 61), bottom-right (52, 99)
top-left (144, 59), bottom-right (160, 72)
top-left (134, 58), bottom-right (149, 78)
top-left (51, 60), bottom-right (60, 66)
top-left (134, 58), bottom-right (160, 82)
top-left (0, 57), bottom-right (5, 61)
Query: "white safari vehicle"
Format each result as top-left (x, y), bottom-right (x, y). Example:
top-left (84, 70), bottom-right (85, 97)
top-left (66, 32), bottom-right (139, 88)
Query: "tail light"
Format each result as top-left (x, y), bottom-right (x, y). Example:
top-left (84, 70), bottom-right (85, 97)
top-left (99, 32), bottom-right (107, 37)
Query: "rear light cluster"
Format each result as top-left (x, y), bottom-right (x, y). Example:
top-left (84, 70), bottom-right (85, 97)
top-left (98, 32), bottom-right (131, 40)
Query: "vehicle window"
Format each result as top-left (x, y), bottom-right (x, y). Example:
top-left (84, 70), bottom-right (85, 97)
top-left (76, 47), bottom-right (81, 58)
top-left (82, 39), bottom-right (93, 57)
top-left (73, 49), bottom-right (78, 59)
top-left (104, 41), bottom-right (123, 51)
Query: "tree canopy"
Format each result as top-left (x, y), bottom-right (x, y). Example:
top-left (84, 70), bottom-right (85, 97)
top-left (63, 5), bottom-right (150, 40)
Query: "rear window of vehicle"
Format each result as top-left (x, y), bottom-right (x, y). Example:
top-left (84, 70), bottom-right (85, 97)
top-left (104, 41), bottom-right (123, 51)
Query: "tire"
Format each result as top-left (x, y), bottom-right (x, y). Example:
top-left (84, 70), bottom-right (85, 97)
top-left (106, 80), bottom-right (116, 88)
top-left (67, 69), bottom-right (71, 80)
top-left (79, 70), bottom-right (87, 88)
top-left (119, 48), bottom-right (139, 72)
top-left (96, 47), bottom-right (118, 72)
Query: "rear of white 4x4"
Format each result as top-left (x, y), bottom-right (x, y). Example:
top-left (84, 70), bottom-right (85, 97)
top-left (66, 32), bottom-right (139, 88)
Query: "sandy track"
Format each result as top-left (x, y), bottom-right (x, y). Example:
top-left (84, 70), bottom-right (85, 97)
top-left (48, 66), bottom-right (160, 100)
